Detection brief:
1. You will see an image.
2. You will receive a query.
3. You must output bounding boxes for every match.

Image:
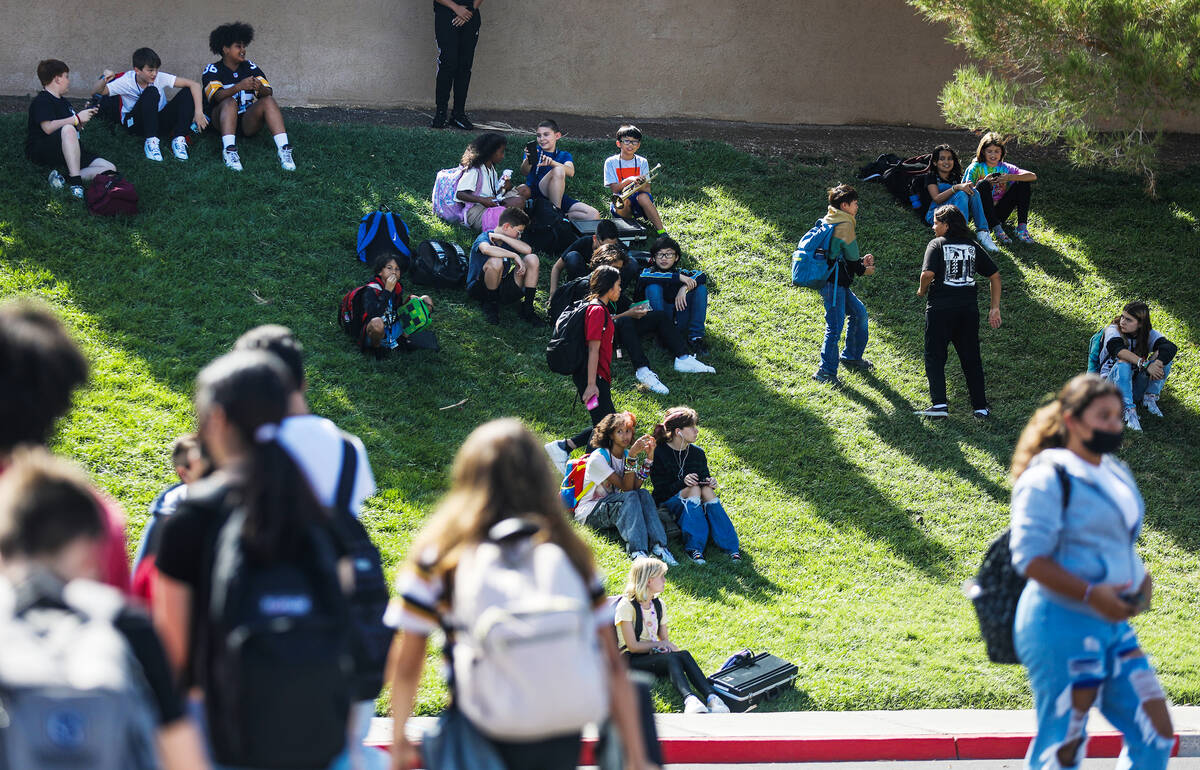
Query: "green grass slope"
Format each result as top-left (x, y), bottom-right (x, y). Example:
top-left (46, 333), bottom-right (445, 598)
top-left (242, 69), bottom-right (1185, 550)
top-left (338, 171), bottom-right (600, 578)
top-left (1, 115), bottom-right (1198, 714)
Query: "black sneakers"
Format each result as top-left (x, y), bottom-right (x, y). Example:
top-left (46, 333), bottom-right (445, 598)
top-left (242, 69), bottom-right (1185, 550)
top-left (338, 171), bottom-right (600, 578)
top-left (450, 113), bottom-right (475, 130)
top-left (482, 301), bottom-right (500, 325)
top-left (431, 110), bottom-right (448, 129)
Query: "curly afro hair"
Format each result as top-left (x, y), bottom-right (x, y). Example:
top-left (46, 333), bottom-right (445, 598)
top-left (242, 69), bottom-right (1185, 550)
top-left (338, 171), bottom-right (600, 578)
top-left (209, 22), bottom-right (254, 55)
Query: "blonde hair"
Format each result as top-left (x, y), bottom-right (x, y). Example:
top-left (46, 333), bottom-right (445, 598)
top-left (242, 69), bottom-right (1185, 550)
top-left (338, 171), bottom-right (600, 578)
top-left (1010, 374), bottom-right (1122, 480)
top-left (406, 419), bottom-right (596, 583)
top-left (622, 557), bottom-right (667, 603)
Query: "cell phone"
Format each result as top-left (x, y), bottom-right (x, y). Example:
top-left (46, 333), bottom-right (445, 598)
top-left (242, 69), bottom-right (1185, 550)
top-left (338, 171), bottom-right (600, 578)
top-left (631, 300), bottom-right (650, 310)
top-left (585, 393), bottom-right (599, 410)
top-left (525, 140), bottom-right (538, 161)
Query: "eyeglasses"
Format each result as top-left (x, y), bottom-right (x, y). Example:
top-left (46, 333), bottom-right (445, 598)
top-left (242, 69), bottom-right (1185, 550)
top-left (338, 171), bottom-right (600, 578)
top-left (619, 138), bottom-right (640, 145)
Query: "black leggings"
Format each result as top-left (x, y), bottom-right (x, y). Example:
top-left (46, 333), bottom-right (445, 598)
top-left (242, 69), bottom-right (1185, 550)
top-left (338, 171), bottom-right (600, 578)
top-left (491, 731), bottom-right (581, 770)
top-left (615, 311), bottom-right (687, 370)
top-left (976, 180), bottom-right (1032, 229)
top-left (924, 306), bottom-right (988, 410)
top-left (433, 3), bottom-right (481, 113)
top-left (127, 87), bottom-right (193, 140)
top-left (626, 650), bottom-right (715, 703)
top-left (568, 370), bottom-right (615, 449)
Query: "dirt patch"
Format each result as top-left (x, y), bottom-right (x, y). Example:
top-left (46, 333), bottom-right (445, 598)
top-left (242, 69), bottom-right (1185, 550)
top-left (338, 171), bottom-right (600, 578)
top-left (6, 95), bottom-right (1198, 169)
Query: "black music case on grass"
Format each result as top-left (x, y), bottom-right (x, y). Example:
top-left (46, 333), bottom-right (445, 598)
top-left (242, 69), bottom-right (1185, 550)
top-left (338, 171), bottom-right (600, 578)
top-left (570, 216), bottom-right (647, 245)
top-left (707, 652), bottom-right (798, 712)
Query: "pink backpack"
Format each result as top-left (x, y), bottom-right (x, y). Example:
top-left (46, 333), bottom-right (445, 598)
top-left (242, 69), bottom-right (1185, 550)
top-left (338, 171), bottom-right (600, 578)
top-left (431, 165), bottom-right (484, 226)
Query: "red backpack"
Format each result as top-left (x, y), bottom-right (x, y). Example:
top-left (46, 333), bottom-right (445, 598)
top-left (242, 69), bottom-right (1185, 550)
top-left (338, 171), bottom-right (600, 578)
top-left (85, 171), bottom-right (138, 216)
top-left (338, 281), bottom-right (382, 341)
top-left (558, 448), bottom-right (611, 511)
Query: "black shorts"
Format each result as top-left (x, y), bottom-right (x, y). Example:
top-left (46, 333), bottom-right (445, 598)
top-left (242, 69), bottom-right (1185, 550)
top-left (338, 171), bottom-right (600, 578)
top-left (26, 131), bottom-right (98, 170)
top-left (466, 261), bottom-right (525, 304)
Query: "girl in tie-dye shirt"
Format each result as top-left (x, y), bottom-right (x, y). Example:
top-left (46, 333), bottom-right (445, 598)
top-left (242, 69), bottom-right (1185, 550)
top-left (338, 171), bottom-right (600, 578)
top-left (964, 132), bottom-right (1039, 244)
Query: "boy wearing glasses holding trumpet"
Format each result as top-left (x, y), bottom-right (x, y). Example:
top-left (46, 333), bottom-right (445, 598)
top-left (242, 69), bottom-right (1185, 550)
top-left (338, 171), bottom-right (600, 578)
top-left (604, 124), bottom-right (667, 237)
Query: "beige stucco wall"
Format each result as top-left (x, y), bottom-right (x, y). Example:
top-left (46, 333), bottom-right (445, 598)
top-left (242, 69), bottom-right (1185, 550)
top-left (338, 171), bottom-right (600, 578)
top-left (3, 0), bottom-right (965, 126)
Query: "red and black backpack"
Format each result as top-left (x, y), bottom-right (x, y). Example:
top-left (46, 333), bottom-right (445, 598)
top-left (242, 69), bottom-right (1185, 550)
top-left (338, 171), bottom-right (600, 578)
top-left (337, 279), bottom-right (400, 343)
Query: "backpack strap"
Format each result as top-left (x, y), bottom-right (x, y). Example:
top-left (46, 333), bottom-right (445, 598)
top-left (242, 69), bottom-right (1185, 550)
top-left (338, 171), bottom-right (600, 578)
top-left (1053, 464), bottom-right (1071, 512)
top-left (336, 438), bottom-right (358, 517)
top-left (384, 213), bottom-right (411, 257)
top-left (357, 213), bottom-right (382, 261)
top-left (632, 599), bottom-right (644, 642)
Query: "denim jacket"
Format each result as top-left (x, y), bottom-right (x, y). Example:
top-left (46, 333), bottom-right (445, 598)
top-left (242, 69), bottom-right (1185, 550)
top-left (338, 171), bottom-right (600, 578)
top-left (1010, 448), bottom-right (1146, 617)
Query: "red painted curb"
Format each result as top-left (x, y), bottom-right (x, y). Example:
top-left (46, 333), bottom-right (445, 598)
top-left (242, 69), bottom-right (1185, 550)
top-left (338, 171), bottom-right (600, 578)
top-left (951, 733), bottom-right (1179, 760)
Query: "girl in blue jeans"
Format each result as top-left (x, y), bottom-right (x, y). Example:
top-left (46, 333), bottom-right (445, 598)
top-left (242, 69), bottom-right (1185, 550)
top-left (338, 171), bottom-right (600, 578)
top-left (923, 144), bottom-right (997, 253)
top-left (1009, 374), bottom-right (1173, 770)
top-left (649, 406), bottom-right (739, 565)
top-left (1097, 301), bottom-right (1177, 432)
top-left (639, 236), bottom-right (711, 357)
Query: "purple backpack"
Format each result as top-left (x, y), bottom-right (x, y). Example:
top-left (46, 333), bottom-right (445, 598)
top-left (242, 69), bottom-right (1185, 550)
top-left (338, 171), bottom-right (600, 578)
top-left (431, 165), bottom-right (484, 226)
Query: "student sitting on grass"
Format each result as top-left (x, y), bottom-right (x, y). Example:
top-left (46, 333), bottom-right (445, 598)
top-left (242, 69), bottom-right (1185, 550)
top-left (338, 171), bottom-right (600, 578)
top-left (467, 207), bottom-right (541, 325)
top-left (639, 236), bottom-right (711, 357)
top-left (549, 218), bottom-right (624, 294)
top-left (605, 125), bottom-right (667, 237)
top-left (0, 449), bottom-right (210, 770)
top-left (25, 59), bottom-right (117, 199)
top-left (812, 183), bottom-right (876, 385)
top-left (202, 21), bottom-right (295, 172)
top-left (615, 557), bottom-right (730, 713)
top-left (650, 406), bottom-right (739, 564)
top-left (573, 412), bottom-right (675, 565)
top-left (456, 132), bottom-right (527, 232)
top-left (358, 253), bottom-right (435, 352)
top-left (521, 119), bottom-right (600, 221)
top-left (97, 47), bottom-right (208, 162)
top-left (914, 205), bottom-right (1001, 421)
top-left (923, 144), bottom-right (997, 253)
top-left (1098, 301), bottom-right (1177, 432)
top-left (964, 132), bottom-right (1038, 245)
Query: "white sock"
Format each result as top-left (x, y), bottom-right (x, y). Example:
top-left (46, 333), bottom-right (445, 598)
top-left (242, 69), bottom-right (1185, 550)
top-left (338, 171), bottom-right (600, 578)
top-left (273, 132), bottom-right (289, 150)
top-left (222, 134), bottom-right (236, 150)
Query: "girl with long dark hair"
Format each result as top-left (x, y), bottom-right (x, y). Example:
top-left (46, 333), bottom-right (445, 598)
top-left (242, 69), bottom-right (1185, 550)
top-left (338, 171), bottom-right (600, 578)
top-left (1097, 301), bottom-right (1177, 431)
top-left (923, 143), bottom-right (996, 252)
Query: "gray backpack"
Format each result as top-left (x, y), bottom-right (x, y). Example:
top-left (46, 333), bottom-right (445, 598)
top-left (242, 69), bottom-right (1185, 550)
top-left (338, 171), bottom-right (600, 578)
top-left (0, 575), bottom-right (158, 770)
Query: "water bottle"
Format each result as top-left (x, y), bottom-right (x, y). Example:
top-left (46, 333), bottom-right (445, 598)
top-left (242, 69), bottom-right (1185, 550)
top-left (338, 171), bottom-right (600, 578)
top-left (908, 193), bottom-right (921, 209)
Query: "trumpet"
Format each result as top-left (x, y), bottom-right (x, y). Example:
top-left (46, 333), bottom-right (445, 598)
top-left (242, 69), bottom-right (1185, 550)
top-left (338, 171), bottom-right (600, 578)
top-left (612, 164), bottom-right (663, 205)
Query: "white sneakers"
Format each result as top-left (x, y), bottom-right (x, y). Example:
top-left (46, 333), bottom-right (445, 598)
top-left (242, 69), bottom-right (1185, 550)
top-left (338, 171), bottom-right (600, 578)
top-left (684, 694), bottom-right (708, 714)
top-left (1143, 395), bottom-right (1163, 418)
top-left (636, 367), bottom-right (670, 395)
top-left (977, 230), bottom-right (999, 253)
top-left (223, 146), bottom-right (243, 172)
top-left (47, 170), bottom-right (65, 190)
top-left (222, 144), bottom-right (295, 171)
top-left (170, 136), bottom-right (189, 161)
top-left (543, 440), bottom-right (570, 475)
top-left (1124, 407), bottom-right (1142, 432)
top-left (278, 145), bottom-right (296, 171)
top-left (706, 694), bottom-right (731, 714)
top-left (674, 355), bottom-right (716, 374)
top-left (651, 544), bottom-right (678, 567)
top-left (143, 137), bottom-right (163, 162)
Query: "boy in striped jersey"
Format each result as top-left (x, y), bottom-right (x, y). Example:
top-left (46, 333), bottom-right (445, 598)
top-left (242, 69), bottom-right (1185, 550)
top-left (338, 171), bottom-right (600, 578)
top-left (201, 22), bottom-right (294, 172)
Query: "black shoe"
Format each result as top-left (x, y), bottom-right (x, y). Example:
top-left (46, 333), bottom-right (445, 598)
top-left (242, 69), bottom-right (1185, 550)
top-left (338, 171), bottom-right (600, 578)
top-left (689, 336), bottom-right (710, 358)
top-left (482, 302), bottom-right (500, 325)
top-left (519, 308), bottom-right (546, 327)
top-left (973, 408), bottom-right (991, 420)
top-left (841, 358), bottom-right (875, 371)
top-left (431, 110), bottom-right (448, 129)
top-left (812, 369), bottom-right (841, 386)
top-left (450, 112), bottom-right (475, 130)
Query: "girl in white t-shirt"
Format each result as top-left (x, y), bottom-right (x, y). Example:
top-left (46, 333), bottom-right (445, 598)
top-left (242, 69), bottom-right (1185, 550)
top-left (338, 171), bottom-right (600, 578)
top-left (456, 132), bottom-right (529, 231)
top-left (574, 412), bottom-right (675, 564)
top-left (615, 557), bottom-right (729, 714)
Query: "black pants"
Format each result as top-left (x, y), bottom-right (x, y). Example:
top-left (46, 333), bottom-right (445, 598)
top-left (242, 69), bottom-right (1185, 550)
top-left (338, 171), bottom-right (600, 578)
top-left (491, 731), bottom-right (581, 770)
top-left (616, 311), bottom-right (687, 370)
top-left (127, 87), bottom-right (193, 140)
top-left (976, 180), bottom-right (1032, 229)
top-left (563, 250), bottom-right (642, 289)
top-left (569, 370), bottom-right (615, 448)
top-left (626, 650), bottom-right (715, 702)
top-left (924, 305), bottom-right (988, 410)
top-left (433, 3), bottom-right (481, 114)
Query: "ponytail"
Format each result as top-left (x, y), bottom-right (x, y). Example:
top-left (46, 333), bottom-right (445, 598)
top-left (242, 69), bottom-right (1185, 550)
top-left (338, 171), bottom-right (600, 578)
top-left (1010, 374), bottom-right (1121, 480)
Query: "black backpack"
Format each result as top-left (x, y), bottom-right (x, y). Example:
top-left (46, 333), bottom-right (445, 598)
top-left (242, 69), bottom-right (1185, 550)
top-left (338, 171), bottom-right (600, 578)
top-left (548, 275), bottom-right (592, 325)
top-left (608, 596), bottom-right (663, 649)
top-left (546, 300), bottom-right (605, 376)
top-left (357, 208), bottom-right (412, 268)
top-left (524, 198), bottom-right (577, 257)
top-left (411, 240), bottom-right (468, 288)
top-left (969, 465), bottom-right (1070, 665)
top-left (880, 153), bottom-right (933, 215)
top-left (205, 511), bottom-right (352, 768)
top-left (331, 438), bottom-right (393, 701)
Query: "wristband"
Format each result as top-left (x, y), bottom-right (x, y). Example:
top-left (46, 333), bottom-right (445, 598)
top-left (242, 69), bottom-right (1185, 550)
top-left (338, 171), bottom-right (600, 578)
top-left (74, 115), bottom-right (80, 127)
top-left (1082, 584), bottom-right (1094, 603)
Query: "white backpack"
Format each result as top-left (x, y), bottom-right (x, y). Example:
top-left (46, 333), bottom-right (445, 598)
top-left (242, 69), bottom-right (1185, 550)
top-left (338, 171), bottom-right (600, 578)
top-left (449, 521), bottom-right (609, 740)
top-left (0, 575), bottom-right (158, 770)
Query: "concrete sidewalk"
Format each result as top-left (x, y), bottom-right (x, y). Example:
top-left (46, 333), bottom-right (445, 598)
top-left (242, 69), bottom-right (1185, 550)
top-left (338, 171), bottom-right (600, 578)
top-left (367, 707), bottom-right (1200, 764)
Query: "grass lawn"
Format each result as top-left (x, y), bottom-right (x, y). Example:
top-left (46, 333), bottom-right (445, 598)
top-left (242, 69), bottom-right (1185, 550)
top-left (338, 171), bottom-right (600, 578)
top-left (1, 114), bottom-right (1198, 715)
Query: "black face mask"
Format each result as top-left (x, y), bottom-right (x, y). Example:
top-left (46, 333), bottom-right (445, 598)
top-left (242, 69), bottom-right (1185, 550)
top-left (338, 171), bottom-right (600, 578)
top-left (1083, 427), bottom-right (1123, 455)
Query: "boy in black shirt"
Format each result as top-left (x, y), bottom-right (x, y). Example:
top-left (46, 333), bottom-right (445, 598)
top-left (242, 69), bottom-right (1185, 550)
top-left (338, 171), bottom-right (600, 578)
top-left (25, 60), bottom-right (117, 199)
top-left (915, 205), bottom-right (1002, 419)
top-left (202, 21), bottom-right (294, 172)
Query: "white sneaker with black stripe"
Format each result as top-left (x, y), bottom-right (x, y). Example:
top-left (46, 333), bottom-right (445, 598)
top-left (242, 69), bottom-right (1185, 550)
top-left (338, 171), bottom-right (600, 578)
top-left (223, 145), bottom-right (243, 171)
top-left (915, 404), bottom-right (949, 418)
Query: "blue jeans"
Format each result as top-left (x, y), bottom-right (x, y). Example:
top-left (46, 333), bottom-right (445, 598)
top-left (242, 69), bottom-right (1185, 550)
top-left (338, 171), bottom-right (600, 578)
top-left (818, 282), bottom-right (868, 375)
top-left (925, 182), bottom-right (990, 232)
top-left (1014, 589), bottom-right (1173, 770)
top-left (662, 493), bottom-right (739, 554)
top-left (643, 283), bottom-right (709, 340)
top-left (1105, 360), bottom-right (1170, 410)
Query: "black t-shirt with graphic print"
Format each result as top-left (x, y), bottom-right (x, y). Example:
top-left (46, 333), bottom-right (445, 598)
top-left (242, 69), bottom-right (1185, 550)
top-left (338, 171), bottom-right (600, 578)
top-left (921, 235), bottom-right (997, 311)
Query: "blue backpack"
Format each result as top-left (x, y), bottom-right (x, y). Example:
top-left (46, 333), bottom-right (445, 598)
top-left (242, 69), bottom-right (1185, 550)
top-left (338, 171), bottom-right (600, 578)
top-left (356, 209), bottom-right (412, 265)
top-left (790, 219), bottom-right (840, 289)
